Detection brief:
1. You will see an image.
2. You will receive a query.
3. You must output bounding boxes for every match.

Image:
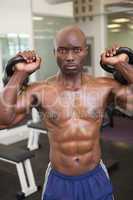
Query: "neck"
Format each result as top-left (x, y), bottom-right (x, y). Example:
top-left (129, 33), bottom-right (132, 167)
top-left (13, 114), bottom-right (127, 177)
top-left (57, 71), bottom-right (83, 91)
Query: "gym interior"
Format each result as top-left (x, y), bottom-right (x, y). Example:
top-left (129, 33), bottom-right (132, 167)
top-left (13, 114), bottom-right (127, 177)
top-left (0, 0), bottom-right (133, 199)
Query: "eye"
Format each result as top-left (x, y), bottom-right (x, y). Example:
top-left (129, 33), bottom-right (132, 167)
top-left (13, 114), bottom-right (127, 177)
top-left (73, 47), bottom-right (82, 54)
top-left (57, 48), bottom-right (67, 54)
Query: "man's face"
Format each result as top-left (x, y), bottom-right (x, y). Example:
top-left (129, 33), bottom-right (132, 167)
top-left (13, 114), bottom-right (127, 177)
top-left (54, 31), bottom-right (87, 75)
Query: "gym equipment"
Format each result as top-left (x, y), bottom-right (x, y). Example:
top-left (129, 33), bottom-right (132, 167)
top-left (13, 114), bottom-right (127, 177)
top-left (27, 120), bottom-right (48, 151)
top-left (100, 47), bottom-right (133, 84)
top-left (27, 108), bottom-right (48, 151)
top-left (0, 144), bottom-right (38, 199)
top-left (3, 55), bottom-right (29, 86)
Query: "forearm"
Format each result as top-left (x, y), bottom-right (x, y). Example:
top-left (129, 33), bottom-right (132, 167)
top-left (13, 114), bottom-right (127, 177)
top-left (0, 70), bottom-right (28, 125)
top-left (114, 61), bottom-right (133, 84)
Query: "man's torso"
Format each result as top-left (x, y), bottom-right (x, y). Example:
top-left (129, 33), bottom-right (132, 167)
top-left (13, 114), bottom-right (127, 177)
top-left (36, 74), bottom-right (115, 175)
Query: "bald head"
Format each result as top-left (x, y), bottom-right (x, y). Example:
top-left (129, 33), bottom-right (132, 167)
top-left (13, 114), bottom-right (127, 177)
top-left (54, 26), bottom-right (87, 50)
top-left (53, 26), bottom-right (88, 76)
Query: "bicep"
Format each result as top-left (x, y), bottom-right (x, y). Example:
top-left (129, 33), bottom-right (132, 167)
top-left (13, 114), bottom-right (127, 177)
top-left (115, 85), bottom-right (133, 112)
top-left (11, 88), bottom-right (36, 126)
top-left (124, 86), bottom-right (133, 112)
top-left (16, 92), bottom-right (33, 114)
top-left (15, 82), bottom-right (41, 114)
top-left (15, 84), bottom-right (42, 123)
top-left (6, 93), bottom-right (34, 128)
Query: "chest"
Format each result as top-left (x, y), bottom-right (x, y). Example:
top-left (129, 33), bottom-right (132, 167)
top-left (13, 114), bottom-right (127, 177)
top-left (42, 87), bottom-right (110, 122)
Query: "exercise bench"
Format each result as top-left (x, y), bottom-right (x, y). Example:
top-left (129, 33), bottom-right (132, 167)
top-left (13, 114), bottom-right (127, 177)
top-left (0, 144), bottom-right (38, 199)
top-left (27, 120), bottom-right (48, 151)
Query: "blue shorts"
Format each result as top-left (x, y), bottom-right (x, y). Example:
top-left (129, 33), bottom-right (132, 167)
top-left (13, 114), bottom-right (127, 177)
top-left (42, 161), bottom-right (113, 200)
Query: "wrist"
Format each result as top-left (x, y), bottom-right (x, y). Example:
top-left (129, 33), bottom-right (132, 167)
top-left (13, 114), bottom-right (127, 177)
top-left (14, 68), bottom-right (29, 77)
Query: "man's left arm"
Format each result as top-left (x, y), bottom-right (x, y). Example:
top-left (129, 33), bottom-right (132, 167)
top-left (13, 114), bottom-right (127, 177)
top-left (101, 45), bottom-right (133, 112)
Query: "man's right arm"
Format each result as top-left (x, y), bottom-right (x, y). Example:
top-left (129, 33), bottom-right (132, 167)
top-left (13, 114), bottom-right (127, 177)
top-left (0, 51), bottom-right (41, 128)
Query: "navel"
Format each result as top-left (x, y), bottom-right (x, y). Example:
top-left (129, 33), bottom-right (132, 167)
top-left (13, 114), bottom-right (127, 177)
top-left (75, 157), bottom-right (80, 164)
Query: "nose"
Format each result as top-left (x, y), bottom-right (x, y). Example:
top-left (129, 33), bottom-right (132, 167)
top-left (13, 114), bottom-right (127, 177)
top-left (66, 50), bottom-right (74, 62)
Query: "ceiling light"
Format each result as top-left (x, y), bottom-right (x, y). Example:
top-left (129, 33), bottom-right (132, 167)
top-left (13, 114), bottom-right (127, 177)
top-left (110, 29), bottom-right (121, 33)
top-left (33, 16), bottom-right (43, 21)
top-left (107, 24), bottom-right (121, 29)
top-left (112, 18), bottom-right (130, 23)
top-left (128, 24), bottom-right (133, 29)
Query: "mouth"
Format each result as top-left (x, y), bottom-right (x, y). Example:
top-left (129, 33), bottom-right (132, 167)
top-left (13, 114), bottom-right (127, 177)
top-left (64, 64), bottom-right (78, 70)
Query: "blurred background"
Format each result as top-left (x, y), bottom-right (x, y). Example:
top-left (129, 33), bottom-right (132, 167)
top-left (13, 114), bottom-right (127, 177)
top-left (0, 1), bottom-right (133, 199)
top-left (0, 0), bottom-right (133, 83)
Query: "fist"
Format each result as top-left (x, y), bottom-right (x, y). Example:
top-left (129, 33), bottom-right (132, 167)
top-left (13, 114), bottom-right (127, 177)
top-left (101, 45), bottom-right (129, 66)
top-left (15, 50), bottom-right (41, 74)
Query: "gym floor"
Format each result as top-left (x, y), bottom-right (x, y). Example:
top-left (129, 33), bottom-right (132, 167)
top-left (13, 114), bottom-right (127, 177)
top-left (0, 116), bottom-right (133, 200)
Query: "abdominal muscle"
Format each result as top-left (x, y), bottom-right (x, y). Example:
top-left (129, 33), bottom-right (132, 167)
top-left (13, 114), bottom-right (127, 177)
top-left (47, 119), bottom-right (101, 176)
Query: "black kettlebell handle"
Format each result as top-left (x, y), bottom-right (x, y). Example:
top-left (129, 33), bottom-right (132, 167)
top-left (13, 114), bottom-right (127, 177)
top-left (3, 55), bottom-right (29, 86)
top-left (5, 55), bottom-right (26, 76)
top-left (100, 47), bottom-right (133, 74)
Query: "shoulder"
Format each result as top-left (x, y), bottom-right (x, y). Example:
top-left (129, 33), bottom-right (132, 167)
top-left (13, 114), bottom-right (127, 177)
top-left (84, 73), bottom-right (117, 85)
top-left (23, 75), bottom-right (57, 94)
top-left (95, 76), bottom-right (126, 98)
top-left (45, 75), bottom-right (57, 85)
top-left (25, 81), bottom-right (46, 92)
top-left (84, 74), bottom-right (123, 94)
top-left (95, 76), bottom-right (121, 88)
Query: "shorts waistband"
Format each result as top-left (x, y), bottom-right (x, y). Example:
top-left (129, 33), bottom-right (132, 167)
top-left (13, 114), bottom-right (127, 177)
top-left (51, 163), bottom-right (102, 181)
